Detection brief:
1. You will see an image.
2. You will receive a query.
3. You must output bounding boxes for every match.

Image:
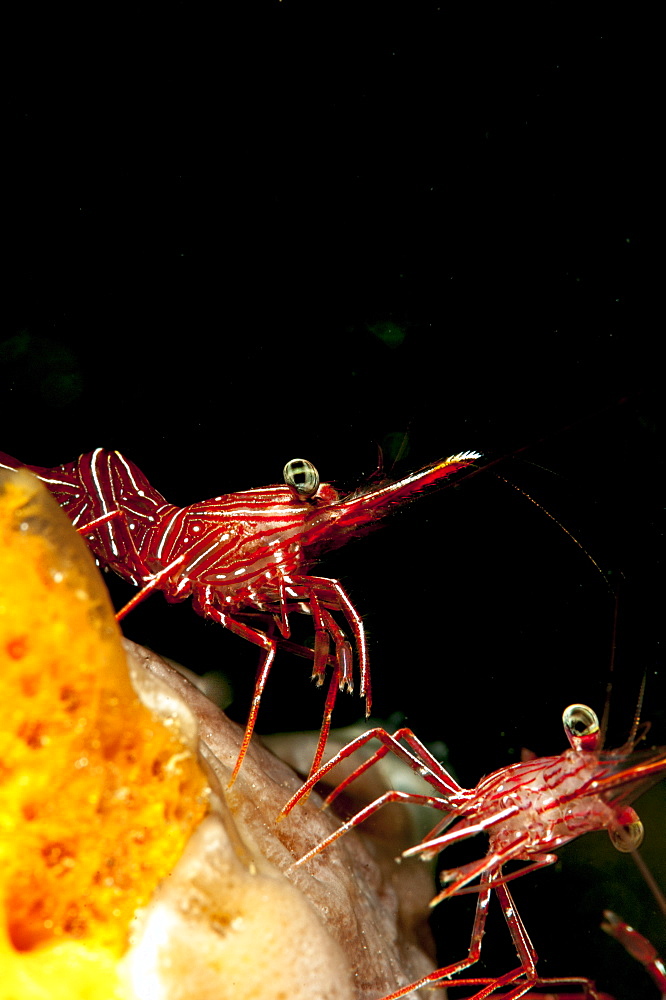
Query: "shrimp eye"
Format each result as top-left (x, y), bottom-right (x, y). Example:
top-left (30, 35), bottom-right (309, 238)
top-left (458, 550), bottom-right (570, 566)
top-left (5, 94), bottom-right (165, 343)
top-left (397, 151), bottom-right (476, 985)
top-left (283, 458), bottom-right (320, 498)
top-left (609, 816), bottom-right (644, 852)
top-left (562, 704), bottom-right (601, 751)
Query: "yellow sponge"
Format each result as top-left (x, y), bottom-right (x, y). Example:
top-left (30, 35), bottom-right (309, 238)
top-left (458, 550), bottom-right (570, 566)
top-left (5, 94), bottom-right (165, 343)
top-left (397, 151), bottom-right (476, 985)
top-left (0, 470), bottom-right (208, 999)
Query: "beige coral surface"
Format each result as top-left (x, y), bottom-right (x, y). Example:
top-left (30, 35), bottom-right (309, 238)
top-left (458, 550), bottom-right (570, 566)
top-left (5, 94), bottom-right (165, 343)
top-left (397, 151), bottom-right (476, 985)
top-left (126, 640), bottom-right (440, 1000)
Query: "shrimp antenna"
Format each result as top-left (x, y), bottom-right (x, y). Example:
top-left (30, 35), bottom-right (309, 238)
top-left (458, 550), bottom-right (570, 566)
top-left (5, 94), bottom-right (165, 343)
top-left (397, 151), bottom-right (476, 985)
top-left (599, 591), bottom-right (620, 743)
top-left (624, 672), bottom-right (666, 920)
top-left (613, 662), bottom-right (664, 918)
top-left (596, 591), bottom-right (649, 752)
top-left (390, 434), bottom-right (409, 472)
top-left (627, 671), bottom-right (648, 749)
top-left (630, 847), bottom-right (666, 918)
top-left (495, 474), bottom-right (616, 595)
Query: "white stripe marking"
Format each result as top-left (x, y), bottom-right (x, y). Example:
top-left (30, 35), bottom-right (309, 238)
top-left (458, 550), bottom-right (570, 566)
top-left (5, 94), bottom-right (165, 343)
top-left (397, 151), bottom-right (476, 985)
top-left (90, 449), bottom-right (118, 557)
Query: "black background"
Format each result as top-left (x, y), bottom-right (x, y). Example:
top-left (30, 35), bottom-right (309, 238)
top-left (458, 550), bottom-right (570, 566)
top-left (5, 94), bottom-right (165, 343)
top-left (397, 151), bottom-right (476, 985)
top-left (2, 5), bottom-right (662, 997)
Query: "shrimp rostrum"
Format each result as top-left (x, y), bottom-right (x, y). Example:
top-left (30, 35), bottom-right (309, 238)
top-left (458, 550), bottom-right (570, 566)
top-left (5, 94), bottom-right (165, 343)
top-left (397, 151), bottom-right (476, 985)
top-left (281, 704), bottom-right (666, 1000)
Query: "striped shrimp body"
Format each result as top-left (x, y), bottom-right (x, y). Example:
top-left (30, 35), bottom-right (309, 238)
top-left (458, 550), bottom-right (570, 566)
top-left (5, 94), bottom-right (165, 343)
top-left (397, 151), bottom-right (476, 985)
top-left (281, 704), bottom-right (666, 1000)
top-left (0, 446), bottom-right (480, 783)
top-left (455, 740), bottom-right (637, 868)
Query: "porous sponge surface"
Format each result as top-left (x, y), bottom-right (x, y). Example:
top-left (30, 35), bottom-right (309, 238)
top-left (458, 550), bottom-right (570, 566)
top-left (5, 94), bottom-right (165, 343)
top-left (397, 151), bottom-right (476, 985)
top-left (0, 471), bottom-right (208, 999)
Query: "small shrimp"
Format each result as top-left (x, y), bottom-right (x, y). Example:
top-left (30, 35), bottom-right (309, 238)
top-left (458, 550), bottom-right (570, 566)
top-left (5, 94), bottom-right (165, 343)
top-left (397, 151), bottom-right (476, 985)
top-left (280, 703), bottom-right (666, 1000)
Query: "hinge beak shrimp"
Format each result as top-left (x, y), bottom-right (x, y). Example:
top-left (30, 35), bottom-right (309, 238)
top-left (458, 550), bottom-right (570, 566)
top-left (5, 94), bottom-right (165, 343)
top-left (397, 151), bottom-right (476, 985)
top-left (0, 447), bottom-right (480, 785)
top-left (280, 703), bottom-right (666, 1000)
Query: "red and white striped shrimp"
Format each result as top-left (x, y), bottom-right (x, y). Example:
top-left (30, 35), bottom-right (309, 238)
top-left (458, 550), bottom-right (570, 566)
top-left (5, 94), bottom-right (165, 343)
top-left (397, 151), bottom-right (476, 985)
top-left (0, 445), bottom-right (480, 783)
top-left (279, 703), bottom-right (666, 1000)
